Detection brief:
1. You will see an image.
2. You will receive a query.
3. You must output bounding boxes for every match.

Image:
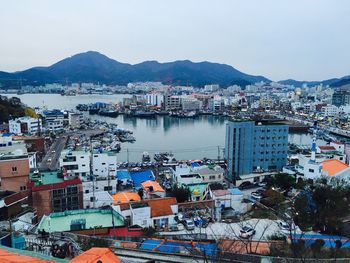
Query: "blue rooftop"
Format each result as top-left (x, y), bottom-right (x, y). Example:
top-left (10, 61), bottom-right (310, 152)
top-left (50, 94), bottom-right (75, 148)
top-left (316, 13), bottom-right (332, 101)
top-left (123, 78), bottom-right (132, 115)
top-left (116, 170), bottom-right (131, 180)
top-left (130, 170), bottom-right (155, 188)
top-left (140, 239), bottom-right (162, 251)
top-left (229, 188), bottom-right (243, 195)
top-left (291, 234), bottom-right (350, 248)
top-left (191, 162), bottom-right (200, 167)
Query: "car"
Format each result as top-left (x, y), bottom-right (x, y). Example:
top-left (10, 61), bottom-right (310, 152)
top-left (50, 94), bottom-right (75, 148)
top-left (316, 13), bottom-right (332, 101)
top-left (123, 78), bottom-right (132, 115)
top-left (51, 150), bottom-right (56, 153)
top-left (47, 158), bottom-right (52, 163)
top-left (239, 226), bottom-right (256, 238)
top-left (277, 220), bottom-right (296, 234)
top-left (257, 182), bottom-right (267, 188)
top-left (251, 192), bottom-right (263, 200)
top-left (183, 219), bottom-right (195, 231)
top-left (238, 181), bottom-right (255, 190)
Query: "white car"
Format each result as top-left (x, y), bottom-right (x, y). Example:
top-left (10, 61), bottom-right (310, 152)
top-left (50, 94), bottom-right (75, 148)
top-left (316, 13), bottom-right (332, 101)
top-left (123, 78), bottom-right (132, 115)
top-left (239, 226), bottom-right (256, 238)
top-left (277, 220), bottom-right (296, 234)
top-left (251, 192), bottom-right (263, 200)
top-left (183, 219), bottom-right (195, 231)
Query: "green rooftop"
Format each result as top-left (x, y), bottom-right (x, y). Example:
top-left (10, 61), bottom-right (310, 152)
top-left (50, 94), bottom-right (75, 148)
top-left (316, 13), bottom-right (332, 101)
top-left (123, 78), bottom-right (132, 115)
top-left (37, 209), bottom-right (124, 232)
top-left (29, 171), bottom-right (64, 186)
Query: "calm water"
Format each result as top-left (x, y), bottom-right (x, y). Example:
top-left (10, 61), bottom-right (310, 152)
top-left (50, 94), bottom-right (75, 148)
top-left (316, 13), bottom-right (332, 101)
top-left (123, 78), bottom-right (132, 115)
top-left (3, 93), bottom-right (321, 162)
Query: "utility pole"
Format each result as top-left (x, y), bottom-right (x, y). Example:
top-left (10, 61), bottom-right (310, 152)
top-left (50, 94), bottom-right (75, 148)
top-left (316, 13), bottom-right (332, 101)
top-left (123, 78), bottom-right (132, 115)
top-left (90, 138), bottom-right (95, 209)
top-left (217, 146), bottom-right (220, 162)
top-left (126, 148), bottom-right (129, 163)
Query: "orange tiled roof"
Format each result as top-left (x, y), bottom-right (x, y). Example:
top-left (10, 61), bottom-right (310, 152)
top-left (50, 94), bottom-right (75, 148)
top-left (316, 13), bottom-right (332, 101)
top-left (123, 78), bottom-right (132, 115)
top-left (141, 180), bottom-right (165, 192)
top-left (322, 159), bottom-right (349, 176)
top-left (319, 146), bottom-right (336, 150)
top-left (147, 197), bottom-right (177, 217)
top-left (70, 248), bottom-right (120, 263)
top-left (112, 191), bottom-right (141, 204)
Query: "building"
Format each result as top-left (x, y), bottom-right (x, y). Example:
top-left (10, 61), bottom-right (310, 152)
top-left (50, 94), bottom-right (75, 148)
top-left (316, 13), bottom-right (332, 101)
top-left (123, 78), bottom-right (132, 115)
top-left (141, 180), bottom-right (165, 199)
top-left (225, 120), bottom-right (288, 184)
top-left (165, 95), bottom-right (181, 111)
top-left (28, 170), bottom-right (83, 218)
top-left (204, 84), bottom-right (219, 93)
top-left (92, 150), bottom-right (117, 178)
top-left (332, 87), bottom-right (350, 107)
top-left (37, 208), bottom-right (124, 234)
top-left (194, 165), bottom-right (225, 184)
top-left (145, 93), bottom-right (164, 107)
top-left (0, 190), bottom-right (28, 220)
top-left (59, 150), bottom-right (90, 179)
top-left (171, 164), bottom-right (203, 186)
top-left (114, 197), bottom-right (178, 229)
top-left (9, 117), bottom-right (42, 135)
top-left (322, 105), bottom-right (339, 116)
top-left (0, 152), bottom-right (30, 192)
top-left (181, 97), bottom-right (202, 112)
top-left (68, 112), bottom-right (82, 129)
top-left (42, 110), bottom-right (65, 131)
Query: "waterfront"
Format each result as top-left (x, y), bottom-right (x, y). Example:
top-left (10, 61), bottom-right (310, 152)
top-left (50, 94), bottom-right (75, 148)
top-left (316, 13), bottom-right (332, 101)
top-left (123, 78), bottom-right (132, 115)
top-left (3, 93), bottom-right (326, 162)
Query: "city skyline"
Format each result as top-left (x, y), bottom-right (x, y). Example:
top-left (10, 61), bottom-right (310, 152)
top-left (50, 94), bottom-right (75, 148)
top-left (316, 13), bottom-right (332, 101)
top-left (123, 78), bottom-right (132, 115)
top-left (0, 0), bottom-right (349, 81)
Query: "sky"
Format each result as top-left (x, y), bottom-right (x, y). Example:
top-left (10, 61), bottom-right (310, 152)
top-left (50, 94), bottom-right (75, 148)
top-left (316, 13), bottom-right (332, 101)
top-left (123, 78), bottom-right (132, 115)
top-left (0, 0), bottom-right (349, 81)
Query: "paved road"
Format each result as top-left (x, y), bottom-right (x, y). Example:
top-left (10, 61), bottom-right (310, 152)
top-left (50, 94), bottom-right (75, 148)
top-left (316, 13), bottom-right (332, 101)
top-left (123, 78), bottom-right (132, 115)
top-left (39, 135), bottom-right (67, 170)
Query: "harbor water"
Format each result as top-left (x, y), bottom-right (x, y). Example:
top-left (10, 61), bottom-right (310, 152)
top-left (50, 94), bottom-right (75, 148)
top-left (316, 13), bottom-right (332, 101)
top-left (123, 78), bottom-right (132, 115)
top-left (3, 93), bottom-right (327, 162)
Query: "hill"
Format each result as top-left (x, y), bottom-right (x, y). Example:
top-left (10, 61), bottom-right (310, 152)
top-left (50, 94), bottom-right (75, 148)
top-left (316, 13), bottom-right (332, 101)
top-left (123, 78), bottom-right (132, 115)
top-left (0, 51), bottom-right (269, 88)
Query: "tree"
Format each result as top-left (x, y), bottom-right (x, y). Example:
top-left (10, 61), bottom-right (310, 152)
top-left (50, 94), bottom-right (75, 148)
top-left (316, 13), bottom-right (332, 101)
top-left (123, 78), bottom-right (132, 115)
top-left (271, 173), bottom-right (296, 192)
top-left (168, 185), bottom-right (190, 203)
top-left (24, 107), bottom-right (39, 118)
top-left (137, 188), bottom-right (144, 200)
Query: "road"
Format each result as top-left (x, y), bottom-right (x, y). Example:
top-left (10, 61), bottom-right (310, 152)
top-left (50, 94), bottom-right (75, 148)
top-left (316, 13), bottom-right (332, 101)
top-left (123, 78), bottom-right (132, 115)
top-left (39, 135), bottom-right (67, 170)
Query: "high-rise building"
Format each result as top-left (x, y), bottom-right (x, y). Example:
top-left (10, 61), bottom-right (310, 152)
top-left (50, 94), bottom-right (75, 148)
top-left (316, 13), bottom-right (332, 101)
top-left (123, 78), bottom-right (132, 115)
top-left (225, 120), bottom-right (288, 184)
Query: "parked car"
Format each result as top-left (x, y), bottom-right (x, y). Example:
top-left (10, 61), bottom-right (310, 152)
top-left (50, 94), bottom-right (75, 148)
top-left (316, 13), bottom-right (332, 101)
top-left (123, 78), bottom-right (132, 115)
top-left (239, 226), bottom-right (256, 238)
top-left (251, 192), bottom-right (263, 200)
top-left (183, 219), bottom-right (195, 231)
top-left (238, 181), bottom-right (255, 190)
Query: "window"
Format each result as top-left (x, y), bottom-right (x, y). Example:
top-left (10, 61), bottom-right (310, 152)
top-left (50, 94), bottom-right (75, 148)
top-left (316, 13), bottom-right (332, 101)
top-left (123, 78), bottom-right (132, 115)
top-left (20, 186), bottom-right (26, 191)
top-left (104, 186), bottom-right (112, 191)
top-left (309, 169), bottom-right (315, 173)
top-left (12, 167), bottom-right (17, 172)
top-left (82, 164), bottom-right (86, 167)
top-left (102, 163), bottom-right (106, 165)
top-left (80, 156), bottom-right (85, 159)
top-left (85, 189), bottom-right (89, 194)
top-left (209, 175), bottom-right (216, 180)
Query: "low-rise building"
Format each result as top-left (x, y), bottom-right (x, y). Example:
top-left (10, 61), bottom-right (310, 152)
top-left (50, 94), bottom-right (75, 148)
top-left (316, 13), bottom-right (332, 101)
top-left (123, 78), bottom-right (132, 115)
top-left (92, 150), bottom-right (117, 179)
top-left (141, 180), bottom-right (165, 199)
top-left (68, 112), bottom-right (83, 129)
top-left (9, 117), bottom-right (42, 135)
top-left (0, 151), bottom-right (30, 192)
top-left (28, 170), bottom-right (83, 218)
top-left (194, 165), bottom-right (225, 184)
top-left (59, 150), bottom-right (90, 179)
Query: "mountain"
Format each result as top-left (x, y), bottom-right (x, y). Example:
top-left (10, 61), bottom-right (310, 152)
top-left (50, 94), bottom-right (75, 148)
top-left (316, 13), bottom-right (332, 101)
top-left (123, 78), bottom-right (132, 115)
top-left (0, 51), bottom-right (269, 88)
top-left (278, 76), bottom-right (350, 88)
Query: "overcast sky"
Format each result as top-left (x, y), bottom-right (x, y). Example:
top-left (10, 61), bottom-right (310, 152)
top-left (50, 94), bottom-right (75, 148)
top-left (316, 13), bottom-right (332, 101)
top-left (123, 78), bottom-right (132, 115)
top-left (0, 0), bottom-right (349, 81)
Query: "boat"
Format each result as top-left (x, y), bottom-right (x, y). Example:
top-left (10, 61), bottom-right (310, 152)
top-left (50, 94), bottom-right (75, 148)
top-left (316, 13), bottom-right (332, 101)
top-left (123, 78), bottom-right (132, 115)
top-left (110, 141), bottom-right (121, 152)
top-left (142, 151), bottom-right (151, 162)
top-left (88, 108), bottom-right (100, 115)
top-left (133, 111), bottom-right (156, 118)
top-left (98, 109), bottom-right (119, 118)
top-left (118, 134), bottom-right (136, 143)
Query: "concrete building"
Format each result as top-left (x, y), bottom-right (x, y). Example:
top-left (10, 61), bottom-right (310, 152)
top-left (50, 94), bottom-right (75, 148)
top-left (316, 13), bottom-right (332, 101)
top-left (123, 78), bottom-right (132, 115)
top-left (145, 93), bottom-right (164, 107)
top-left (9, 117), bottom-right (42, 135)
top-left (59, 150), bottom-right (90, 179)
top-left (181, 97), bottom-right (202, 112)
top-left (68, 112), bottom-right (83, 129)
top-left (42, 110), bottom-right (65, 131)
top-left (0, 152), bottom-right (30, 192)
top-left (28, 170), bottom-right (83, 218)
top-left (164, 95), bottom-right (181, 111)
top-left (225, 120), bottom-right (288, 184)
top-left (322, 105), bottom-right (339, 116)
top-left (204, 84), bottom-right (219, 93)
top-left (92, 150), bottom-right (117, 179)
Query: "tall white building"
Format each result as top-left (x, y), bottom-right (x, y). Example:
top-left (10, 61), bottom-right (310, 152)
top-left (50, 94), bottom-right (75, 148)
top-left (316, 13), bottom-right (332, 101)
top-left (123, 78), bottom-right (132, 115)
top-left (92, 150), bottom-right (117, 178)
top-left (181, 97), bottom-right (202, 112)
top-left (145, 93), bottom-right (164, 107)
top-left (68, 112), bottom-right (83, 129)
top-left (9, 117), bottom-right (42, 135)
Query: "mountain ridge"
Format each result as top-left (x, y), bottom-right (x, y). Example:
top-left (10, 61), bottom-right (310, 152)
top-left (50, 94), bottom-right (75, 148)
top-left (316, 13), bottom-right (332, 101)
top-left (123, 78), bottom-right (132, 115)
top-left (0, 51), bottom-right (349, 88)
top-left (0, 51), bottom-right (269, 88)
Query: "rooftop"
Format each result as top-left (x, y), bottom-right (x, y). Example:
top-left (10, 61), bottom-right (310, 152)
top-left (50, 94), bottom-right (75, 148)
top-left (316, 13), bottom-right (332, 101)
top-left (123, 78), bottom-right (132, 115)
top-left (112, 191), bottom-right (141, 204)
top-left (187, 183), bottom-right (208, 196)
top-left (37, 209), bottom-right (124, 232)
top-left (147, 197), bottom-right (177, 217)
top-left (322, 159), bottom-right (349, 177)
top-left (130, 170), bottom-right (155, 188)
top-left (29, 171), bottom-right (63, 186)
top-left (141, 180), bottom-right (165, 192)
